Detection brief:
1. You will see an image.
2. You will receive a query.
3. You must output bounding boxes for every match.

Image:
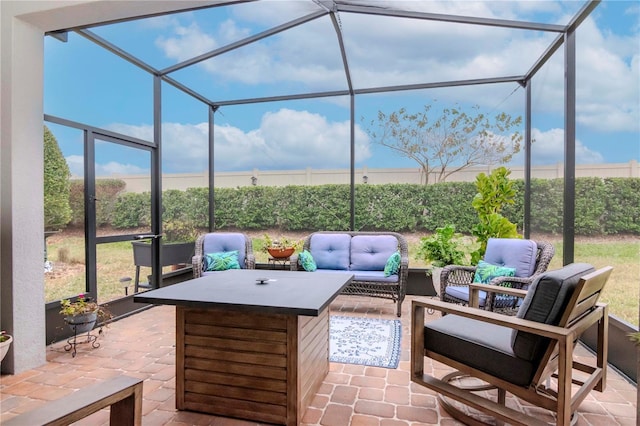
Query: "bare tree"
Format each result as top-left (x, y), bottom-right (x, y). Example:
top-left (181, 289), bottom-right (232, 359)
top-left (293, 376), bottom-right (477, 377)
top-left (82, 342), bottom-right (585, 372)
top-left (364, 104), bottom-right (523, 184)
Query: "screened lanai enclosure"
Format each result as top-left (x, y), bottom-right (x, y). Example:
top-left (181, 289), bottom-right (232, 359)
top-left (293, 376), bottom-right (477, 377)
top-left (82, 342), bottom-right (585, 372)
top-left (40, 0), bottom-right (637, 377)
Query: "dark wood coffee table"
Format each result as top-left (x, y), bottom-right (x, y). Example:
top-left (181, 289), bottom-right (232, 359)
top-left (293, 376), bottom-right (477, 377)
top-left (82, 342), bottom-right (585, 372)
top-left (134, 269), bottom-right (352, 426)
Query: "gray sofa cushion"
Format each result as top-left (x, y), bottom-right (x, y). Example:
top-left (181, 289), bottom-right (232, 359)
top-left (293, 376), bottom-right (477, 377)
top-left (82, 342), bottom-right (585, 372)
top-left (424, 315), bottom-right (536, 386)
top-left (349, 235), bottom-right (398, 271)
top-left (309, 233), bottom-right (351, 270)
top-left (511, 263), bottom-right (595, 361)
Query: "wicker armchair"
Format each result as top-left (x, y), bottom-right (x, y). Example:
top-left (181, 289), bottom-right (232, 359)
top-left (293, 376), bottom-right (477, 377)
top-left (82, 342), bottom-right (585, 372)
top-left (192, 232), bottom-right (255, 278)
top-left (440, 239), bottom-right (555, 313)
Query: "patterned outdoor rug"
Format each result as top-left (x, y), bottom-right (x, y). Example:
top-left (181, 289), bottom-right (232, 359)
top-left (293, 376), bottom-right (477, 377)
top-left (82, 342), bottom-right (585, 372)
top-left (329, 315), bottom-right (402, 369)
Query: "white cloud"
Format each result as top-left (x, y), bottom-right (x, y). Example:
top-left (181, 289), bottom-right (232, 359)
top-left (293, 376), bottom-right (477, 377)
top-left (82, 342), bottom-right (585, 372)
top-left (510, 128), bottom-right (604, 166)
top-left (100, 109), bottom-right (371, 174)
top-left (66, 154), bottom-right (149, 178)
top-left (151, 1), bottom-right (638, 138)
top-left (155, 22), bottom-right (218, 62)
top-left (66, 155), bottom-right (85, 178)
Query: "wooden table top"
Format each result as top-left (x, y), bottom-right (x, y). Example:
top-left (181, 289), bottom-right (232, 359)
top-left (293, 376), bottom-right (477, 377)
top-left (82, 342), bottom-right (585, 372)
top-left (134, 269), bottom-right (353, 316)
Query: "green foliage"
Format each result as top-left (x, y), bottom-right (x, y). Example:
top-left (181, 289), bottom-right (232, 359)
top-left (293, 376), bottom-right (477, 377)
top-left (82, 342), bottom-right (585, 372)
top-left (364, 103), bottom-right (522, 184)
top-left (416, 224), bottom-right (467, 268)
top-left (107, 178), bottom-right (640, 236)
top-left (470, 167), bottom-right (519, 263)
top-left (68, 180), bottom-right (85, 226)
top-left (44, 126), bottom-right (72, 230)
top-left (95, 179), bottom-right (127, 226)
top-left (603, 178), bottom-right (640, 234)
top-left (112, 192), bottom-right (149, 228)
top-left (421, 182), bottom-right (477, 232)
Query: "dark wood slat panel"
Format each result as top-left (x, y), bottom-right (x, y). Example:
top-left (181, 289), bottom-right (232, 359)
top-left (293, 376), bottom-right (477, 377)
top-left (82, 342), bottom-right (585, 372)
top-left (301, 311), bottom-right (328, 347)
top-left (185, 345), bottom-right (288, 368)
top-left (185, 357), bottom-right (287, 380)
top-left (185, 334), bottom-right (287, 354)
top-left (184, 398), bottom-right (285, 424)
top-left (185, 368), bottom-right (287, 393)
top-left (185, 381), bottom-right (287, 405)
top-left (187, 323), bottom-right (288, 342)
top-left (185, 309), bottom-right (288, 330)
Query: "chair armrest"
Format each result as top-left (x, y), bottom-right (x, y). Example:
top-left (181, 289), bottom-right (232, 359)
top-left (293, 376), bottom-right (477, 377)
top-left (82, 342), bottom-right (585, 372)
top-left (411, 298), bottom-right (578, 339)
top-left (245, 254), bottom-right (256, 269)
top-left (441, 265), bottom-right (476, 285)
top-left (440, 265), bottom-right (476, 299)
top-left (468, 283), bottom-right (528, 309)
top-left (192, 255), bottom-right (202, 278)
top-left (289, 254), bottom-right (300, 271)
top-left (488, 275), bottom-right (533, 289)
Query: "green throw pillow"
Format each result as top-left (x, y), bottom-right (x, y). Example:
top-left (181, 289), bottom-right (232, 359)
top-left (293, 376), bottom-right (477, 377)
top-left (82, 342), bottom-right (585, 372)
top-left (384, 251), bottom-right (401, 277)
top-left (298, 250), bottom-right (317, 272)
top-left (203, 250), bottom-right (241, 272)
top-left (472, 260), bottom-right (516, 284)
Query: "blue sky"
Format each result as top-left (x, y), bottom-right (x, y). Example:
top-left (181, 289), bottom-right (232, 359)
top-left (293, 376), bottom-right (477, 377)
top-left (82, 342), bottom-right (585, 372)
top-left (43, 0), bottom-right (639, 177)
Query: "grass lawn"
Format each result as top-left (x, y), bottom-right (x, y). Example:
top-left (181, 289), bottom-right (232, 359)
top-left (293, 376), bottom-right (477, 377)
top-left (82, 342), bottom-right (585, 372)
top-left (45, 230), bottom-right (639, 326)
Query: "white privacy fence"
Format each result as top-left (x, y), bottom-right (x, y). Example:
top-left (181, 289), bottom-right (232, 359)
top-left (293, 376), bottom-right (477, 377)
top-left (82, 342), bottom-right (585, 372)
top-left (114, 161), bottom-right (639, 193)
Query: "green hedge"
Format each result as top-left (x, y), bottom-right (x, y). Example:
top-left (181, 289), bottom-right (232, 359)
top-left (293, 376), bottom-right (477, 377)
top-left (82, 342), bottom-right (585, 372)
top-left (69, 179), bottom-right (127, 227)
top-left (105, 177), bottom-right (639, 235)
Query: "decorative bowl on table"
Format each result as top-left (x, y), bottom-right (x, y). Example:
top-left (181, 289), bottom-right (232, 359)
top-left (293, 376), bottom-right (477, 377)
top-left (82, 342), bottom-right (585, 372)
top-left (267, 247), bottom-right (295, 259)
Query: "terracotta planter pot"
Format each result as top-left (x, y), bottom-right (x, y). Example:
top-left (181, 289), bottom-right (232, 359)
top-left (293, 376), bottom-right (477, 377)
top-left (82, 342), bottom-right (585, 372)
top-left (0, 335), bottom-right (12, 363)
top-left (268, 247), bottom-right (295, 259)
top-left (65, 312), bottom-right (98, 334)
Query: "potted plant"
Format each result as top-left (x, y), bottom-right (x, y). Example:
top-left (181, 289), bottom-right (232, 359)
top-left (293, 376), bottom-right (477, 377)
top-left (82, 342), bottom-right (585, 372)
top-left (262, 234), bottom-right (302, 259)
top-left (60, 294), bottom-right (112, 334)
top-left (0, 330), bottom-right (12, 363)
top-left (470, 166), bottom-right (520, 264)
top-left (416, 224), bottom-right (467, 294)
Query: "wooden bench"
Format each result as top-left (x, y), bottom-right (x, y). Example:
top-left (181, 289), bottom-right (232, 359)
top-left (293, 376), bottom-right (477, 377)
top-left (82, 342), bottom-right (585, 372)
top-left (4, 375), bottom-right (143, 426)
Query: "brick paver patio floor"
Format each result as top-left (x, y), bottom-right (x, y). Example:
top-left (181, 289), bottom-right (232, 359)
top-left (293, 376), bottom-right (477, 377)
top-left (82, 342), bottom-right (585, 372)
top-left (1, 295), bottom-right (637, 425)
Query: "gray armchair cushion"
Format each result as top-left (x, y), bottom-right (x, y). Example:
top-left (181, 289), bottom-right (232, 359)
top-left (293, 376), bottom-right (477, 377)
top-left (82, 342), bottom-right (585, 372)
top-left (425, 263), bottom-right (596, 387)
top-left (424, 315), bottom-right (536, 386)
top-left (511, 263), bottom-right (595, 361)
top-left (202, 233), bottom-right (247, 268)
top-left (483, 238), bottom-right (538, 277)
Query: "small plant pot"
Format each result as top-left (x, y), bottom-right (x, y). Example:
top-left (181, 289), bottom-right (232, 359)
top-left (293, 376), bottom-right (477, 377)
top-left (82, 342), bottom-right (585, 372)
top-left (268, 247), bottom-right (295, 259)
top-left (65, 312), bottom-right (98, 334)
top-left (428, 267), bottom-right (443, 297)
top-left (0, 335), bottom-right (13, 363)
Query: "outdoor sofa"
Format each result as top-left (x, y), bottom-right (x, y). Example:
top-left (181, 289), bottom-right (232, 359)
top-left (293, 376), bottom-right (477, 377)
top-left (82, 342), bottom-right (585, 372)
top-left (291, 231), bottom-right (409, 317)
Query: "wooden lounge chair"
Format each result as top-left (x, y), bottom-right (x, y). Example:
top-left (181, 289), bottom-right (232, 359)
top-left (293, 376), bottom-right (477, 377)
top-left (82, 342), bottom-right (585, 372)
top-left (411, 263), bottom-right (612, 425)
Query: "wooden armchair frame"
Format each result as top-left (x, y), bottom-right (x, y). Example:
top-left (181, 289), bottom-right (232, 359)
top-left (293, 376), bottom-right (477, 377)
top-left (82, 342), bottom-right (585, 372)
top-left (412, 266), bottom-right (612, 426)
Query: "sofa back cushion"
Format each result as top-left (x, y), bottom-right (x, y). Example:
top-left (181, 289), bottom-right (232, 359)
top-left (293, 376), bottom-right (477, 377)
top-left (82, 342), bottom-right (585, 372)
top-left (484, 238), bottom-right (538, 277)
top-left (511, 263), bottom-right (595, 362)
top-left (350, 235), bottom-right (398, 271)
top-left (203, 233), bottom-right (247, 268)
top-left (310, 233), bottom-right (351, 270)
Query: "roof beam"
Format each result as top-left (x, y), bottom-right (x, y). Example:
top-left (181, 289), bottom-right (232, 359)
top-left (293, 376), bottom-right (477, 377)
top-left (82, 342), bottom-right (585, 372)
top-left (336, 3), bottom-right (566, 33)
top-left (524, 0), bottom-right (601, 81)
top-left (76, 29), bottom-right (159, 76)
top-left (213, 75), bottom-right (524, 107)
top-left (161, 9), bottom-right (328, 75)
